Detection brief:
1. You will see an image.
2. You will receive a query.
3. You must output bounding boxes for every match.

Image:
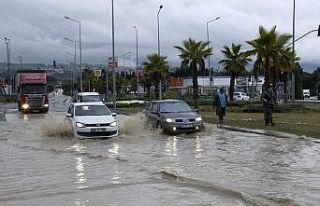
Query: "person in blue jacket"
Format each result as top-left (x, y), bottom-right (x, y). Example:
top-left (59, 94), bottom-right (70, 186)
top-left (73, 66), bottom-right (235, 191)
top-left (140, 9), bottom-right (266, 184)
top-left (214, 87), bottom-right (228, 124)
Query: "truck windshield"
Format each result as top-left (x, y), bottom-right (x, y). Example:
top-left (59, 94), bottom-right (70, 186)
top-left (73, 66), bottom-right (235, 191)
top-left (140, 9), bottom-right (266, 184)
top-left (21, 85), bottom-right (47, 94)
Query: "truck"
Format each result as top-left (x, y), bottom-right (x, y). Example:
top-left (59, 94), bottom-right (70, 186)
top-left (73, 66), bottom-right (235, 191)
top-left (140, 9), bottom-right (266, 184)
top-left (16, 70), bottom-right (49, 113)
top-left (303, 89), bottom-right (310, 99)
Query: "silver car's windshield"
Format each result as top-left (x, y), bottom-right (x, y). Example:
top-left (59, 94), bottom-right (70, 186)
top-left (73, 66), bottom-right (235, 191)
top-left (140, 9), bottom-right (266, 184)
top-left (75, 105), bottom-right (110, 116)
top-left (159, 102), bottom-right (192, 113)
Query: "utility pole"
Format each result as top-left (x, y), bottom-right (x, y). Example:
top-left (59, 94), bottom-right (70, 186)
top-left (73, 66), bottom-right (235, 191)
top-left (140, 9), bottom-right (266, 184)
top-left (18, 56), bottom-right (23, 70)
top-left (157, 5), bottom-right (163, 100)
top-left (292, 0), bottom-right (296, 100)
top-left (111, 0), bottom-right (116, 110)
top-left (4, 37), bottom-right (11, 84)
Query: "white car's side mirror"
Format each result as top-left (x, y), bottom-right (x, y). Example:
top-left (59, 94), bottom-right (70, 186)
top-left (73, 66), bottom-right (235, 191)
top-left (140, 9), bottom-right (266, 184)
top-left (66, 113), bottom-right (72, 118)
top-left (112, 113), bottom-right (117, 117)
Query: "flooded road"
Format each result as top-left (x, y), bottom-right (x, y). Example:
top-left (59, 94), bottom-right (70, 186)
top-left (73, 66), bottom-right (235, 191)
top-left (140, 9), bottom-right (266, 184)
top-left (1, 95), bottom-right (320, 206)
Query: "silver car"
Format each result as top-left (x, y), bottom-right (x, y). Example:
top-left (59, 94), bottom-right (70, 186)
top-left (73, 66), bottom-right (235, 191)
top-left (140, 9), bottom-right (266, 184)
top-left (66, 102), bottom-right (118, 139)
top-left (143, 100), bottom-right (204, 134)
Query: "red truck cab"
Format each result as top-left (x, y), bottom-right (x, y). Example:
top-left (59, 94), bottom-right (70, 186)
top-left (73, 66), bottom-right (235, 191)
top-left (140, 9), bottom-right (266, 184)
top-left (17, 70), bottom-right (49, 113)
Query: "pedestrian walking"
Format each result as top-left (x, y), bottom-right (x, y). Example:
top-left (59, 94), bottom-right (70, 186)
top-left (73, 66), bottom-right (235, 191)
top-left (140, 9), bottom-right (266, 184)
top-left (214, 87), bottom-right (228, 125)
top-left (261, 83), bottom-right (276, 126)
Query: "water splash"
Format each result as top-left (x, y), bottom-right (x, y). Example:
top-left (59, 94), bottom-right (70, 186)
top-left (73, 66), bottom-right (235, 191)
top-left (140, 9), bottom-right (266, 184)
top-left (40, 116), bottom-right (73, 138)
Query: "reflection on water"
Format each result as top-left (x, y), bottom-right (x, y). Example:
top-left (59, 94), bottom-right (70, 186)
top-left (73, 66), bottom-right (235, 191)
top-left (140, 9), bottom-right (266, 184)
top-left (165, 136), bottom-right (178, 156)
top-left (111, 165), bottom-right (122, 185)
top-left (194, 136), bottom-right (204, 158)
top-left (74, 198), bottom-right (89, 206)
top-left (75, 157), bottom-right (88, 189)
top-left (69, 142), bottom-right (87, 153)
top-left (108, 143), bottom-right (119, 156)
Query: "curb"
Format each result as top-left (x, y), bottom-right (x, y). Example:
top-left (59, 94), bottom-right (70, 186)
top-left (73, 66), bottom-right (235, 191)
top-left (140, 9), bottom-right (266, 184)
top-left (219, 124), bottom-right (301, 139)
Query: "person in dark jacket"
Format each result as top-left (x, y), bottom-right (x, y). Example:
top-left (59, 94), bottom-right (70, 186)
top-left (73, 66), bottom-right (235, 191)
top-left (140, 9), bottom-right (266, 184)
top-left (261, 83), bottom-right (276, 126)
top-left (214, 87), bottom-right (228, 125)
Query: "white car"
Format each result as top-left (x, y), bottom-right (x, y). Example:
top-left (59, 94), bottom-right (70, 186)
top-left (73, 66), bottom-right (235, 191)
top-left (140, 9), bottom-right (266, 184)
top-left (233, 92), bottom-right (250, 101)
top-left (76, 92), bottom-right (103, 102)
top-left (66, 102), bottom-right (118, 139)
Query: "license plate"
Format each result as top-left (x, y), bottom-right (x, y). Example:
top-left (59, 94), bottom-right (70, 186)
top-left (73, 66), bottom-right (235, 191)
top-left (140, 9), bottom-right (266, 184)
top-left (91, 128), bottom-right (106, 133)
top-left (181, 124), bottom-right (192, 128)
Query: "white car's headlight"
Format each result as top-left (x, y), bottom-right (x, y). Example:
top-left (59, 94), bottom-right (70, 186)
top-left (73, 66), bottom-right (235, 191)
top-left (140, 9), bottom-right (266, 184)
top-left (76, 122), bottom-right (86, 128)
top-left (110, 121), bottom-right (117, 127)
top-left (195, 117), bottom-right (202, 122)
top-left (166, 118), bottom-right (173, 123)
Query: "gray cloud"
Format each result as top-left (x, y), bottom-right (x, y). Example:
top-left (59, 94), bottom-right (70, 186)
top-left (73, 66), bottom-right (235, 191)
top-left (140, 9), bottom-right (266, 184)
top-left (0, 0), bottom-right (319, 70)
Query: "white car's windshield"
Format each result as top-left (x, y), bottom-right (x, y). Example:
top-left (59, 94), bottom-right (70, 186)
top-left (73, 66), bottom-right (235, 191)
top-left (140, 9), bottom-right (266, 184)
top-left (160, 102), bottom-right (192, 113)
top-left (75, 105), bottom-right (110, 116)
top-left (79, 95), bottom-right (101, 102)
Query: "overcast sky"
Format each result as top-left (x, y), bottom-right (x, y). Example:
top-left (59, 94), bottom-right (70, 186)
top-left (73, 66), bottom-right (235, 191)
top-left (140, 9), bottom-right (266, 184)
top-left (0, 0), bottom-right (319, 70)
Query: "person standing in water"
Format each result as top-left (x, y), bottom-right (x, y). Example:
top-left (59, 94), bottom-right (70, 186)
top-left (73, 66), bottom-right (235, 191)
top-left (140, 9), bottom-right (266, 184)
top-left (214, 87), bottom-right (228, 125)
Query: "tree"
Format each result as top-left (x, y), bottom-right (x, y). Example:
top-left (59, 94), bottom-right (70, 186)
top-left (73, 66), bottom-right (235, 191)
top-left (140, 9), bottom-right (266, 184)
top-left (174, 38), bottom-right (212, 109)
top-left (143, 54), bottom-right (170, 99)
top-left (246, 26), bottom-right (292, 87)
top-left (219, 43), bottom-right (251, 101)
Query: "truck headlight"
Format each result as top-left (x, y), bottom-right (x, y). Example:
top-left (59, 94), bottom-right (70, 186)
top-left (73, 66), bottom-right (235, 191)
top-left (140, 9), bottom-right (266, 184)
top-left (166, 118), bottom-right (173, 123)
top-left (76, 122), bottom-right (86, 128)
top-left (21, 104), bottom-right (29, 110)
top-left (195, 117), bottom-right (202, 122)
top-left (44, 104), bottom-right (49, 107)
top-left (110, 121), bottom-right (117, 127)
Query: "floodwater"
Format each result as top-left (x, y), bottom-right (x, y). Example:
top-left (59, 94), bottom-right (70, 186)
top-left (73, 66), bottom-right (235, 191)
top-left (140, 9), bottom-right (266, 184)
top-left (1, 95), bottom-right (320, 206)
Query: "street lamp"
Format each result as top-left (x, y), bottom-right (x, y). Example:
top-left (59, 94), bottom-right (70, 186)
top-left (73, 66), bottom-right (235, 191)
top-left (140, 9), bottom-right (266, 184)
top-left (132, 25), bottom-right (139, 92)
top-left (111, 0), bottom-right (116, 111)
top-left (206, 17), bottom-right (221, 86)
top-left (121, 51), bottom-right (132, 68)
top-left (157, 4), bottom-right (163, 100)
top-left (66, 52), bottom-right (75, 95)
top-left (64, 16), bottom-right (83, 92)
top-left (4, 37), bottom-right (11, 84)
top-left (64, 37), bottom-right (77, 96)
top-left (18, 56), bottom-right (23, 70)
top-left (291, 0), bottom-right (296, 100)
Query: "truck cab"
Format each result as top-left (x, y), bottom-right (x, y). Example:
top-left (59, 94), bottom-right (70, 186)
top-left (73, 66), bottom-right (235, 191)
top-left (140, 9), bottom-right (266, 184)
top-left (17, 70), bottom-right (49, 113)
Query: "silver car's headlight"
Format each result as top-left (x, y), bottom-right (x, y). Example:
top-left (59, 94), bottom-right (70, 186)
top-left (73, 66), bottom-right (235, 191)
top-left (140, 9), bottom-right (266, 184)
top-left (110, 121), bottom-right (117, 127)
top-left (166, 118), bottom-right (173, 123)
top-left (195, 117), bottom-right (202, 122)
top-left (76, 122), bottom-right (86, 128)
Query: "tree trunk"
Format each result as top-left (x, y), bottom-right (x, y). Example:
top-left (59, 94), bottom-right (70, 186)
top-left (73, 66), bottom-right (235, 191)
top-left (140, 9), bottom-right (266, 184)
top-left (191, 61), bottom-right (199, 109)
top-left (264, 57), bottom-right (270, 87)
top-left (229, 75), bottom-right (235, 102)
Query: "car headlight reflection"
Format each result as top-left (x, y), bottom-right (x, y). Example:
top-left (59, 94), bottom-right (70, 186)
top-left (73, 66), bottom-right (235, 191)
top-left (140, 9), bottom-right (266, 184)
top-left (110, 121), bottom-right (117, 127)
top-left (166, 118), bottom-right (173, 123)
top-left (195, 117), bottom-right (202, 122)
top-left (76, 122), bottom-right (86, 128)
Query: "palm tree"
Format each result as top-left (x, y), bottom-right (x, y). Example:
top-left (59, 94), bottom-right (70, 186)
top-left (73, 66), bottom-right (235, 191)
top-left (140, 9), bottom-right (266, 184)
top-left (174, 38), bottom-right (212, 109)
top-left (219, 43), bottom-right (251, 101)
top-left (246, 26), bottom-right (292, 87)
top-left (143, 54), bottom-right (170, 99)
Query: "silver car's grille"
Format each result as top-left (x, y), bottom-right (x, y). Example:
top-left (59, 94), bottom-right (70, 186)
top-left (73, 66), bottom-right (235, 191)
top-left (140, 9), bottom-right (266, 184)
top-left (175, 119), bottom-right (183, 123)
top-left (189, 119), bottom-right (195, 122)
top-left (85, 123), bottom-right (110, 127)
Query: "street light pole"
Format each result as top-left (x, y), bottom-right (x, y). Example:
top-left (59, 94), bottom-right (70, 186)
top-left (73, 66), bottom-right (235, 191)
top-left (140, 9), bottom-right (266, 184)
top-left (132, 25), bottom-right (139, 93)
top-left (292, 0), bottom-right (296, 100)
top-left (111, 0), bottom-right (116, 110)
top-left (4, 37), bottom-right (11, 84)
top-left (18, 56), bottom-right (23, 70)
top-left (64, 16), bottom-right (83, 92)
top-left (206, 17), bottom-right (221, 86)
top-left (64, 37), bottom-right (77, 96)
top-left (157, 5), bottom-right (163, 100)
